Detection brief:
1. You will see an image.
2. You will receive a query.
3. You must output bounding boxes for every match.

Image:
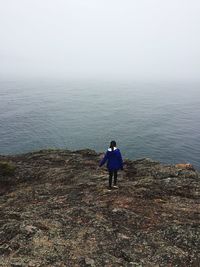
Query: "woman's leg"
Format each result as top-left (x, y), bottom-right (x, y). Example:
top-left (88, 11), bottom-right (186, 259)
top-left (109, 171), bottom-right (113, 188)
top-left (114, 170), bottom-right (118, 186)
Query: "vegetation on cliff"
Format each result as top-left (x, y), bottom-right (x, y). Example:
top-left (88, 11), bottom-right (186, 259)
top-left (0, 149), bottom-right (199, 266)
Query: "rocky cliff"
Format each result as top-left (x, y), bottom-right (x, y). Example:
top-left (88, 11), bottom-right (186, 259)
top-left (0, 149), bottom-right (199, 267)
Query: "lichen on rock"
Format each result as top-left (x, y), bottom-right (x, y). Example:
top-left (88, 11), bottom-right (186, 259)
top-left (0, 149), bottom-right (199, 266)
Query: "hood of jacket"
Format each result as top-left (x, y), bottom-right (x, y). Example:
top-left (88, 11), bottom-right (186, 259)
top-left (107, 147), bottom-right (117, 152)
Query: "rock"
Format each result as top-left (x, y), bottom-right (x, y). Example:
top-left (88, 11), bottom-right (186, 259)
top-left (0, 149), bottom-right (199, 266)
top-left (10, 261), bottom-right (25, 267)
top-left (85, 257), bottom-right (95, 266)
top-left (0, 244), bottom-right (11, 255)
top-left (23, 225), bottom-right (38, 236)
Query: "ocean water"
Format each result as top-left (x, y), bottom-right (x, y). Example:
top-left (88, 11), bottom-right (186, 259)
top-left (0, 79), bottom-right (200, 169)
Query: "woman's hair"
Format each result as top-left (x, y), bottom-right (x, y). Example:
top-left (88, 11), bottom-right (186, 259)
top-left (110, 140), bottom-right (116, 151)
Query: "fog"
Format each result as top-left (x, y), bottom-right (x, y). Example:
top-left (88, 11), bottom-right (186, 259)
top-left (0, 0), bottom-right (200, 82)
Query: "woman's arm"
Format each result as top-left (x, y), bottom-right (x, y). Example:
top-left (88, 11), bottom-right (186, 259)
top-left (99, 152), bottom-right (108, 167)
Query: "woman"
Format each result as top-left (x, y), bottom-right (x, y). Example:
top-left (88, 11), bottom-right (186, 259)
top-left (99, 140), bottom-right (123, 190)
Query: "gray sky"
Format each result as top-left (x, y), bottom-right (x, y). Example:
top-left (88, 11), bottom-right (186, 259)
top-left (0, 0), bottom-right (200, 81)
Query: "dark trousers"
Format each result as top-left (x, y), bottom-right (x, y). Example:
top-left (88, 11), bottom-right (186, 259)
top-left (109, 170), bottom-right (118, 187)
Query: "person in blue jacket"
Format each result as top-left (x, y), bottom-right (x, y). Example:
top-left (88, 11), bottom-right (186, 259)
top-left (99, 140), bottom-right (123, 189)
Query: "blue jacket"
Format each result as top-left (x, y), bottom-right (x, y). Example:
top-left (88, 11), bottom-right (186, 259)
top-left (99, 147), bottom-right (123, 171)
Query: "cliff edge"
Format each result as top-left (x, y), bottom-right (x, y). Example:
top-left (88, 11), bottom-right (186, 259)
top-left (0, 149), bottom-right (199, 267)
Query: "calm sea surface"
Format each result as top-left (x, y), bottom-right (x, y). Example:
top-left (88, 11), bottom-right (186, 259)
top-left (0, 79), bottom-right (200, 169)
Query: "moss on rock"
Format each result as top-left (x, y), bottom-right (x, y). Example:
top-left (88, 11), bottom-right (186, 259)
top-left (0, 161), bottom-right (16, 176)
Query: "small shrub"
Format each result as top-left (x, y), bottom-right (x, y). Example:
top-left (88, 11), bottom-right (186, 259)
top-left (0, 161), bottom-right (16, 176)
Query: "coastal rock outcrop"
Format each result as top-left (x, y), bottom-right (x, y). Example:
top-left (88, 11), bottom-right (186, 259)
top-left (0, 149), bottom-right (199, 266)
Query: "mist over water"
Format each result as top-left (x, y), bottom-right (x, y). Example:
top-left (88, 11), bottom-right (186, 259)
top-left (1, 1), bottom-right (200, 169)
top-left (0, 79), bottom-right (200, 169)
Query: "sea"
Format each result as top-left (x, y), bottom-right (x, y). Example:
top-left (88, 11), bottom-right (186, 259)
top-left (0, 79), bottom-right (200, 169)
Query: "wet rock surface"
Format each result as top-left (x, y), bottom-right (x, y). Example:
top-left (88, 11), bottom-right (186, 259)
top-left (0, 149), bottom-right (199, 266)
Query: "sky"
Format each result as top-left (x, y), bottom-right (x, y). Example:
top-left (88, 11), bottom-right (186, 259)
top-left (0, 0), bottom-right (200, 82)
